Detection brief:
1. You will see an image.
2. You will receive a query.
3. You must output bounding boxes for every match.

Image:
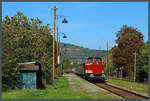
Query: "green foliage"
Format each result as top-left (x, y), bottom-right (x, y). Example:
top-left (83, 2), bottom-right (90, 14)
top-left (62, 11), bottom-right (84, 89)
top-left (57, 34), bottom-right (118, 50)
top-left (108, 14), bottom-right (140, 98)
top-left (102, 50), bottom-right (114, 75)
top-left (2, 75), bottom-right (122, 99)
top-left (62, 58), bottom-right (74, 70)
top-left (109, 78), bottom-right (148, 94)
top-left (2, 76), bottom-right (91, 99)
top-left (137, 42), bottom-right (148, 82)
top-left (2, 11), bottom-right (53, 90)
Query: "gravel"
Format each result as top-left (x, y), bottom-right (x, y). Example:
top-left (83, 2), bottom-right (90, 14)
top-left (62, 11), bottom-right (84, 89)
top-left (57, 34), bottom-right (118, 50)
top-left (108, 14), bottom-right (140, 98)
top-left (64, 73), bottom-right (107, 92)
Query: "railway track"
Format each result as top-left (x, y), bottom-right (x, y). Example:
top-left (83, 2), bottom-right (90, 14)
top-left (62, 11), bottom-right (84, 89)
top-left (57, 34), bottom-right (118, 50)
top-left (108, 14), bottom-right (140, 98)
top-left (75, 73), bottom-right (148, 99)
top-left (95, 83), bottom-right (148, 99)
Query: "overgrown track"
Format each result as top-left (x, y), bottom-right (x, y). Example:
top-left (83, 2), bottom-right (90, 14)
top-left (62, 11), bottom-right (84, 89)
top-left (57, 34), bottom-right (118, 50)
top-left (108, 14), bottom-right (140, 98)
top-left (95, 83), bottom-right (148, 99)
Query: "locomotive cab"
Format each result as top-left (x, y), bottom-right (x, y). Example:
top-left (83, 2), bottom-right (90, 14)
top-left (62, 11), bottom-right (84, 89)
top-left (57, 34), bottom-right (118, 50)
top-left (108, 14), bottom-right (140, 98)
top-left (85, 57), bottom-right (105, 82)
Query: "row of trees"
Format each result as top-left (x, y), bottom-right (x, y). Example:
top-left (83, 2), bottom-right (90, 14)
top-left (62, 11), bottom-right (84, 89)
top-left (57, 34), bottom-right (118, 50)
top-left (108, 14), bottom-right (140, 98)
top-left (103, 25), bottom-right (148, 82)
top-left (136, 41), bottom-right (148, 82)
top-left (2, 12), bottom-right (56, 91)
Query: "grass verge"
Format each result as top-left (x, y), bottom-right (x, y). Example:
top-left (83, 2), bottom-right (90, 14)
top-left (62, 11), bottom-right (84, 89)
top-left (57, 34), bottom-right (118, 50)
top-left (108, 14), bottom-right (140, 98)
top-left (2, 76), bottom-right (92, 99)
top-left (108, 78), bottom-right (148, 94)
top-left (2, 75), bottom-right (122, 100)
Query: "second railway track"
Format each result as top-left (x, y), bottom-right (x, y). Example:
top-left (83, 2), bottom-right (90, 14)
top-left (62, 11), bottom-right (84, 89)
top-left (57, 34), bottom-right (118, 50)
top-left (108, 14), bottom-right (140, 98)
top-left (95, 83), bottom-right (148, 99)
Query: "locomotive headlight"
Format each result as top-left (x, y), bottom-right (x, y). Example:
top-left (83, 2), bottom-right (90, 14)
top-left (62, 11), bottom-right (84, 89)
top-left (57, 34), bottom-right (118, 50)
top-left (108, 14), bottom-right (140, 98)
top-left (102, 74), bottom-right (105, 77)
top-left (90, 74), bottom-right (94, 77)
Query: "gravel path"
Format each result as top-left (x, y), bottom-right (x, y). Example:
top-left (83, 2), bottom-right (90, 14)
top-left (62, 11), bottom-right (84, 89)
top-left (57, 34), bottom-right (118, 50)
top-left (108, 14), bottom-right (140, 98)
top-left (63, 73), bottom-right (123, 99)
top-left (64, 73), bottom-right (108, 92)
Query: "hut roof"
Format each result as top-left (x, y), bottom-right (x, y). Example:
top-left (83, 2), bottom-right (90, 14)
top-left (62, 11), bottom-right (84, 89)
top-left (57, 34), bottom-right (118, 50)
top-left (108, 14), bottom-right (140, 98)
top-left (18, 61), bottom-right (40, 71)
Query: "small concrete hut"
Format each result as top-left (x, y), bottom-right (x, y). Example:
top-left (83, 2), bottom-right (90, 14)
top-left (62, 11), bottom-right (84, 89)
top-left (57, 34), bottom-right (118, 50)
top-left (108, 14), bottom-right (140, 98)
top-left (18, 61), bottom-right (43, 89)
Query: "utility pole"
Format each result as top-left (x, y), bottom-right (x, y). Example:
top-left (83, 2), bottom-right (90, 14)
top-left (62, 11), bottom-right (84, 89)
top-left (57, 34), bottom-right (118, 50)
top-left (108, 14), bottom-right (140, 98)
top-left (58, 36), bottom-right (61, 75)
top-left (99, 46), bottom-right (101, 57)
top-left (120, 66), bottom-right (123, 79)
top-left (52, 5), bottom-right (56, 89)
top-left (95, 50), bottom-right (96, 57)
top-left (106, 41), bottom-right (109, 76)
top-left (134, 52), bottom-right (136, 82)
top-left (56, 25), bottom-right (59, 75)
top-left (61, 43), bottom-right (63, 74)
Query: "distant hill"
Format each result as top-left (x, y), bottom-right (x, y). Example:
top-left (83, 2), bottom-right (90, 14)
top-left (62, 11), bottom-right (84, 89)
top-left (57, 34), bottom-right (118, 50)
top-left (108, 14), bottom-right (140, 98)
top-left (61, 43), bottom-right (106, 62)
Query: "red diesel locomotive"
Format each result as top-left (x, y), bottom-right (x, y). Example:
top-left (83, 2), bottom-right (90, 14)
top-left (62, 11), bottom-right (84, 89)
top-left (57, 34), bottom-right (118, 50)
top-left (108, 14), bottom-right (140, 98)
top-left (75, 57), bottom-right (105, 82)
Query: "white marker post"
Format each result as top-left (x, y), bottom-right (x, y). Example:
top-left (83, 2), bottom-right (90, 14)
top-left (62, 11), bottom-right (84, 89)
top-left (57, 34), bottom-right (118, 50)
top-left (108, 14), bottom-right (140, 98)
top-left (58, 56), bottom-right (60, 64)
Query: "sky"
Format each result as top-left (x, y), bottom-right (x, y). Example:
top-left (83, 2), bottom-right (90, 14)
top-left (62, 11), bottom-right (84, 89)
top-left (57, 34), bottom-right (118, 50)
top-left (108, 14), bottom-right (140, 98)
top-left (2, 2), bottom-right (148, 50)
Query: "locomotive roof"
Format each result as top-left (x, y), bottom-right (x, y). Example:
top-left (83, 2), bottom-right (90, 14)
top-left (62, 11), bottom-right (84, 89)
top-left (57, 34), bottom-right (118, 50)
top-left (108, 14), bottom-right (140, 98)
top-left (87, 57), bottom-right (101, 59)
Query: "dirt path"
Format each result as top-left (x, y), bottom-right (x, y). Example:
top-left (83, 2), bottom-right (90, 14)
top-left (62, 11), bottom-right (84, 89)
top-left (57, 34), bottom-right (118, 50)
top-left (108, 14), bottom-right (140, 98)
top-left (64, 73), bottom-right (123, 99)
top-left (64, 73), bottom-right (106, 92)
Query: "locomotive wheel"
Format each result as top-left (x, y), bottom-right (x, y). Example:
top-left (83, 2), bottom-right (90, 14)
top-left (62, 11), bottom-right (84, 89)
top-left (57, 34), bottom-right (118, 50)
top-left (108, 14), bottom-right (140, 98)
top-left (85, 76), bottom-right (88, 80)
top-left (101, 79), bottom-right (106, 83)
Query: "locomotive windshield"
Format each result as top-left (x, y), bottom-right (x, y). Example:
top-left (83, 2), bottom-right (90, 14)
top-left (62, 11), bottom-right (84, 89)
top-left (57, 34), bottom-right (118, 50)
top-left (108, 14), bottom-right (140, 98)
top-left (86, 59), bottom-right (93, 63)
top-left (96, 58), bottom-right (102, 62)
top-left (86, 57), bottom-right (102, 63)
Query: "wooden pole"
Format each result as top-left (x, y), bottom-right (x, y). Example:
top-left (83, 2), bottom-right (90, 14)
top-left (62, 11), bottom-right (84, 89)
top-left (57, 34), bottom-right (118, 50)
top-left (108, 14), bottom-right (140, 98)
top-left (61, 43), bottom-right (63, 73)
top-left (106, 41), bottom-right (109, 76)
top-left (56, 25), bottom-right (59, 75)
top-left (121, 67), bottom-right (123, 79)
top-left (58, 36), bottom-right (61, 75)
top-left (134, 52), bottom-right (136, 82)
top-left (52, 5), bottom-right (56, 89)
top-left (99, 46), bottom-right (101, 57)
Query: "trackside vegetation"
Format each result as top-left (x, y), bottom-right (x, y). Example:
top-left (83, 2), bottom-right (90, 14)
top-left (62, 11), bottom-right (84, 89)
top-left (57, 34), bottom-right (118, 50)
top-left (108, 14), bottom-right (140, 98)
top-left (2, 75), bottom-right (122, 99)
top-left (103, 25), bottom-right (148, 83)
top-left (2, 12), bottom-right (75, 91)
top-left (2, 12), bottom-right (53, 91)
top-left (2, 76), bottom-right (91, 99)
top-left (109, 78), bottom-right (148, 94)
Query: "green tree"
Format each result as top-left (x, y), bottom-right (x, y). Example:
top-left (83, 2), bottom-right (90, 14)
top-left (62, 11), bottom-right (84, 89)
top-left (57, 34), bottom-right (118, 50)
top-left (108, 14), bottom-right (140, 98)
top-left (62, 58), bottom-right (73, 70)
top-left (112, 25), bottom-right (144, 80)
top-left (102, 49), bottom-right (114, 76)
top-left (137, 41), bottom-right (148, 82)
top-left (2, 12), bottom-right (53, 90)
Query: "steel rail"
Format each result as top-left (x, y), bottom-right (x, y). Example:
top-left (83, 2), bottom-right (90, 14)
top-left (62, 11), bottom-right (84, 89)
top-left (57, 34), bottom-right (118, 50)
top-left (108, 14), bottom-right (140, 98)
top-left (95, 83), bottom-right (148, 99)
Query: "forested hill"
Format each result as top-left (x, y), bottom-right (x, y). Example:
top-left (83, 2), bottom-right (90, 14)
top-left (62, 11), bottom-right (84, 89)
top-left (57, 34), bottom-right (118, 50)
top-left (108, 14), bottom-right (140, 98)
top-left (61, 43), bottom-right (106, 62)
